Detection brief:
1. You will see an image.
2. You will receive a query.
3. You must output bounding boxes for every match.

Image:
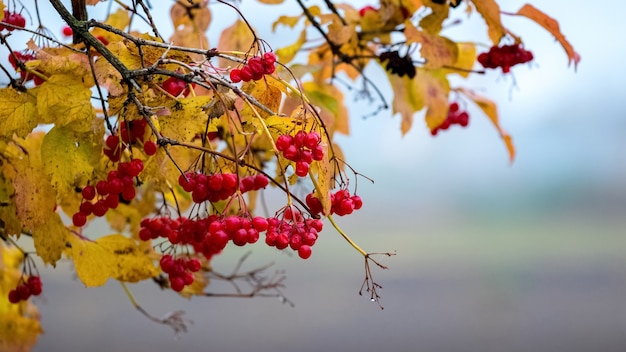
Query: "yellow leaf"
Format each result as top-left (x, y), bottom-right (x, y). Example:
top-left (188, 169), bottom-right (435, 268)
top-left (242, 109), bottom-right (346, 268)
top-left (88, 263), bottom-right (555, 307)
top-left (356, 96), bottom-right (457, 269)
top-left (32, 214), bottom-right (67, 265)
top-left (272, 14), bottom-right (302, 32)
top-left (515, 4), bottom-right (581, 69)
top-left (69, 234), bottom-right (159, 287)
top-left (302, 82), bottom-right (349, 136)
top-left (470, 0), bottom-right (505, 44)
top-left (0, 313), bottom-right (42, 352)
top-left (241, 79), bottom-right (282, 118)
top-left (12, 134), bottom-right (57, 232)
top-left (420, 1), bottom-right (449, 34)
top-left (41, 126), bottom-right (101, 199)
top-left (36, 74), bottom-right (96, 132)
top-left (445, 42), bottom-right (476, 78)
top-left (160, 96), bottom-right (214, 143)
top-left (387, 73), bottom-right (425, 135)
top-left (0, 88), bottom-right (38, 138)
top-left (217, 20), bottom-right (256, 68)
top-left (276, 29), bottom-right (306, 65)
top-left (34, 48), bottom-right (94, 87)
top-left (417, 69), bottom-right (450, 132)
top-left (257, 0), bottom-right (284, 3)
top-left (458, 87), bottom-right (515, 162)
top-left (404, 20), bottom-right (458, 69)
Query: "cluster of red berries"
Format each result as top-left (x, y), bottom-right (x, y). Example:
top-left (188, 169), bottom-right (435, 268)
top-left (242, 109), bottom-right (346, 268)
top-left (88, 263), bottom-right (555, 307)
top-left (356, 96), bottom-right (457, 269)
top-left (8, 52), bottom-right (45, 85)
top-left (239, 174), bottom-right (270, 193)
top-left (162, 76), bottom-right (193, 97)
top-left (139, 214), bottom-right (269, 259)
top-left (159, 254), bottom-right (202, 292)
top-left (306, 189), bottom-right (363, 217)
top-left (229, 52), bottom-right (276, 83)
top-left (431, 102), bottom-right (469, 136)
top-left (104, 120), bottom-right (157, 161)
top-left (72, 159), bottom-right (144, 227)
top-left (477, 44), bottom-right (534, 73)
top-left (178, 172), bottom-right (240, 203)
top-left (8, 276), bottom-right (42, 304)
top-left (1, 10), bottom-right (26, 31)
top-left (265, 208), bottom-right (323, 259)
top-left (275, 131), bottom-right (324, 177)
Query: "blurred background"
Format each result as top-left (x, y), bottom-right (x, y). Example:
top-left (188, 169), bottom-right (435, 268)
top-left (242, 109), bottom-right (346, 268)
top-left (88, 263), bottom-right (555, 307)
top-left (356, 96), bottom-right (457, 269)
top-left (18, 0), bottom-right (626, 351)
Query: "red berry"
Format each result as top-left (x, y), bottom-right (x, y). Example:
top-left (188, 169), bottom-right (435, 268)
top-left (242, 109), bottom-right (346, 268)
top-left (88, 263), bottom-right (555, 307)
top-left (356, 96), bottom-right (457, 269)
top-left (8, 289), bottom-right (20, 304)
top-left (27, 277), bottom-right (42, 296)
top-left (170, 277), bottom-right (185, 292)
top-left (275, 135), bottom-right (293, 152)
top-left (293, 130), bottom-right (306, 148)
top-left (92, 200), bottom-right (108, 217)
top-left (139, 227), bottom-right (152, 241)
top-left (143, 140), bottom-right (157, 156)
top-left (239, 66), bottom-right (253, 82)
top-left (254, 174), bottom-right (269, 189)
top-left (79, 201), bottom-right (93, 215)
top-left (16, 284), bottom-right (31, 301)
top-left (351, 195), bottom-right (363, 210)
top-left (96, 180), bottom-right (110, 196)
top-left (121, 186), bottom-right (136, 201)
top-left (263, 52), bottom-right (276, 65)
top-left (247, 57), bottom-right (264, 75)
top-left (187, 258), bottom-right (202, 272)
top-left (295, 161), bottom-right (309, 177)
top-left (72, 212), bottom-right (87, 227)
top-left (104, 193), bottom-right (119, 209)
top-left (62, 25), bottom-right (73, 37)
top-left (162, 77), bottom-right (187, 96)
top-left (298, 245), bottom-right (312, 259)
top-left (81, 185), bottom-right (96, 200)
top-left (229, 68), bottom-right (242, 83)
top-left (304, 131), bottom-right (321, 149)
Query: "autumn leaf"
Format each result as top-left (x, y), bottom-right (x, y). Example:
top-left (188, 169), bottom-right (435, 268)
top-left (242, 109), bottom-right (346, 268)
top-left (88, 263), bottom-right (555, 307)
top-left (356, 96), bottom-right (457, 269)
top-left (160, 96), bottom-right (214, 143)
top-left (446, 42), bottom-right (477, 78)
top-left (470, 0), bottom-right (505, 44)
top-left (32, 215), bottom-right (67, 265)
top-left (218, 20), bottom-right (256, 68)
top-left (404, 20), bottom-right (458, 69)
top-left (276, 29), bottom-right (306, 65)
top-left (69, 234), bottom-right (159, 287)
top-left (12, 133), bottom-right (57, 232)
top-left (514, 4), bottom-right (581, 69)
top-left (0, 88), bottom-right (38, 138)
top-left (302, 82), bottom-right (349, 135)
top-left (420, 1), bottom-right (449, 34)
top-left (41, 126), bottom-right (102, 199)
top-left (272, 14), bottom-right (302, 31)
top-left (458, 87), bottom-right (515, 162)
top-left (36, 74), bottom-right (96, 132)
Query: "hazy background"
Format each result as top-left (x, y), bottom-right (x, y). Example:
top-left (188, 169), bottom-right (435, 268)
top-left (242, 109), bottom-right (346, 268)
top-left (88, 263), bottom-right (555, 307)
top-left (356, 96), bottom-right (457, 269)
top-left (13, 0), bottom-right (625, 351)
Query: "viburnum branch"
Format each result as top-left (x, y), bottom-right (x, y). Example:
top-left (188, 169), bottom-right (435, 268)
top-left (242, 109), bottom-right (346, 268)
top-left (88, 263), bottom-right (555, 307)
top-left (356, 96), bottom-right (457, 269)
top-left (327, 214), bottom-right (367, 257)
top-left (120, 282), bottom-right (191, 335)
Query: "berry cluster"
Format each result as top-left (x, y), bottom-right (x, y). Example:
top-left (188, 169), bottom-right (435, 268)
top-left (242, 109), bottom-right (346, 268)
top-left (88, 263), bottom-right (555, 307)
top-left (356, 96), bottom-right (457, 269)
top-left (72, 159), bottom-right (144, 227)
top-left (1, 10), bottom-right (26, 31)
top-left (265, 208), bottom-right (323, 259)
top-left (306, 189), bottom-right (363, 217)
top-left (430, 102), bottom-right (469, 136)
top-left (178, 172), bottom-right (241, 203)
top-left (159, 254), bottom-right (202, 292)
top-left (239, 174), bottom-right (270, 193)
top-left (477, 44), bottom-right (533, 73)
top-left (8, 276), bottom-right (42, 304)
top-left (139, 214), bottom-right (269, 259)
top-left (8, 52), bottom-right (45, 85)
top-left (275, 131), bottom-right (324, 177)
top-left (162, 76), bottom-right (193, 97)
top-left (229, 52), bottom-right (276, 83)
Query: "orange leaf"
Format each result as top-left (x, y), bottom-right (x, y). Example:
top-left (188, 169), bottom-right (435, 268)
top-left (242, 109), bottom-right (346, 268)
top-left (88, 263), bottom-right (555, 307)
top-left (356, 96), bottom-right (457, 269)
top-left (470, 0), bottom-right (505, 44)
top-left (515, 4), bottom-right (581, 69)
top-left (218, 20), bottom-right (255, 68)
top-left (458, 87), bottom-right (515, 162)
top-left (404, 20), bottom-right (458, 69)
